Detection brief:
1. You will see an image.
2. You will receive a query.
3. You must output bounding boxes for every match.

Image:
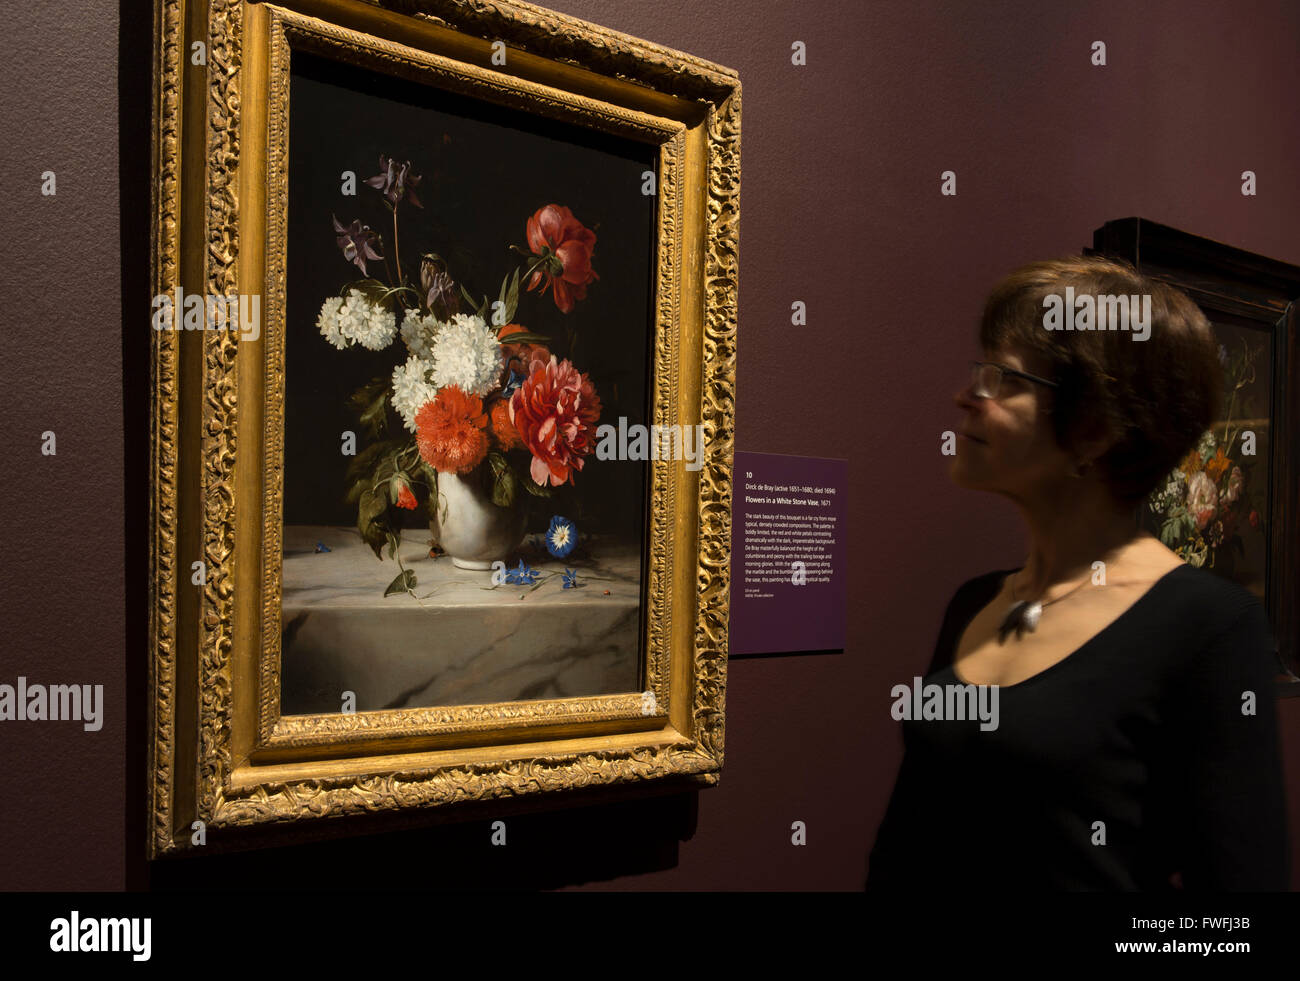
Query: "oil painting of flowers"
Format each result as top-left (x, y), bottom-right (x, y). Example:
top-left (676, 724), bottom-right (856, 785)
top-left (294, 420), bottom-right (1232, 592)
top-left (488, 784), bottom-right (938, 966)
top-left (279, 53), bottom-right (657, 715)
top-left (1143, 327), bottom-right (1270, 594)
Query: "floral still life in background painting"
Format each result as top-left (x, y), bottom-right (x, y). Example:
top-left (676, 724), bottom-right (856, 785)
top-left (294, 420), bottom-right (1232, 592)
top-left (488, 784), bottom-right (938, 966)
top-left (315, 154), bottom-right (603, 594)
top-left (1146, 336), bottom-right (1267, 574)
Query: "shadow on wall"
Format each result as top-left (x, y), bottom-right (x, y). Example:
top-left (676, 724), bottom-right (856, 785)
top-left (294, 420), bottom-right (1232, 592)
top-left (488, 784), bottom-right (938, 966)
top-left (147, 790), bottom-right (699, 890)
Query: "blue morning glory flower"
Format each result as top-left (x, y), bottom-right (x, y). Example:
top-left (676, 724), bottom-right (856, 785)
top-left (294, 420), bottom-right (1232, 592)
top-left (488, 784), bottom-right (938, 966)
top-left (546, 515), bottom-right (577, 559)
top-left (504, 559), bottom-right (539, 585)
top-left (314, 541), bottom-right (332, 553)
top-left (561, 568), bottom-right (578, 589)
top-left (500, 365), bottom-right (527, 399)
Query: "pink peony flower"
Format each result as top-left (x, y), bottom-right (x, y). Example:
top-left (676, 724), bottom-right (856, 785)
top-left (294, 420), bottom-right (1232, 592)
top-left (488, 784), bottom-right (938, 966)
top-left (1186, 471), bottom-right (1218, 531)
top-left (509, 356), bottom-right (601, 486)
top-left (1223, 465), bottom-right (1243, 505)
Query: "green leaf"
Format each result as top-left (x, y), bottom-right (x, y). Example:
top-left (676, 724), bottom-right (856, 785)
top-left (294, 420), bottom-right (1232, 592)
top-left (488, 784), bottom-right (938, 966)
top-left (345, 278), bottom-right (392, 306)
top-left (384, 570), bottom-right (417, 597)
top-left (420, 460), bottom-right (439, 495)
top-left (496, 330), bottom-right (551, 345)
top-left (497, 272), bottom-right (510, 323)
top-left (345, 437), bottom-right (409, 502)
top-left (487, 451), bottom-right (517, 508)
top-left (456, 284), bottom-right (491, 320)
top-left (492, 473), bottom-right (517, 508)
top-left (372, 452), bottom-right (400, 492)
top-left (1159, 518), bottom-right (1180, 546)
top-left (359, 486), bottom-right (387, 522)
top-left (425, 472), bottom-right (447, 527)
top-left (504, 267), bottom-right (521, 323)
top-left (518, 468), bottom-right (554, 497)
top-left (347, 377), bottom-right (391, 440)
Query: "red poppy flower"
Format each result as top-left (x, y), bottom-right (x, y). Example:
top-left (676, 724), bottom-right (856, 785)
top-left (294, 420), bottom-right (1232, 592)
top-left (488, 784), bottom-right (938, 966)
top-left (390, 475), bottom-right (418, 510)
top-left (524, 205), bottom-right (598, 313)
top-left (509, 357), bottom-right (601, 486)
top-left (415, 386), bottom-right (489, 474)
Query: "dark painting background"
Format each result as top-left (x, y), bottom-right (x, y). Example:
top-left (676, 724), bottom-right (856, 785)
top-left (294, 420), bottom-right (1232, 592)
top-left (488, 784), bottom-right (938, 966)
top-left (1, 0), bottom-right (1299, 892)
top-left (285, 51), bottom-right (656, 541)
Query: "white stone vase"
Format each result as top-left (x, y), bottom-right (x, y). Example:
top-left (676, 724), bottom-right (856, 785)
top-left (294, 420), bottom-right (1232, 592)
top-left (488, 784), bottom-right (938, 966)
top-left (431, 464), bottom-right (527, 570)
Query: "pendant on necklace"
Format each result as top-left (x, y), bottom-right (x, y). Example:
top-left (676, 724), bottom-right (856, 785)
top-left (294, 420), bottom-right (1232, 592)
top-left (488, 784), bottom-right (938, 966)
top-left (998, 600), bottom-right (1043, 642)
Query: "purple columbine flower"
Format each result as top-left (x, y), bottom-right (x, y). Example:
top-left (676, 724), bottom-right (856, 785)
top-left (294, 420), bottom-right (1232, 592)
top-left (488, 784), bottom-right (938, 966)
top-left (366, 155), bottom-right (422, 209)
top-left (332, 215), bottom-right (383, 275)
top-left (420, 255), bottom-right (459, 314)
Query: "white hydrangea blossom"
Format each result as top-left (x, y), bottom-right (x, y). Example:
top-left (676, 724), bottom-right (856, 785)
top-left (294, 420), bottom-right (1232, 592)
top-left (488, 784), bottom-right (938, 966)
top-left (317, 290), bottom-right (397, 351)
top-left (316, 296), bottom-right (348, 350)
top-left (1196, 428), bottom-right (1216, 459)
top-left (401, 308), bottom-right (440, 360)
top-left (1148, 470), bottom-right (1185, 515)
top-left (342, 290), bottom-right (398, 350)
top-left (391, 355), bottom-right (439, 433)
top-left (430, 313), bottom-right (502, 396)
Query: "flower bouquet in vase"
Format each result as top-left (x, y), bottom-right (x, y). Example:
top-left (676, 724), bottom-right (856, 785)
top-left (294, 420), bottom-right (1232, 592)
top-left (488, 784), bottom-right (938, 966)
top-left (1147, 338), bottom-right (1266, 572)
top-left (316, 154), bottom-right (601, 594)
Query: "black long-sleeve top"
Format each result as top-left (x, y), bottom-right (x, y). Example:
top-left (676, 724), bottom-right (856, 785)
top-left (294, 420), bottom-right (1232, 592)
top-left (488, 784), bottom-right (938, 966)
top-left (867, 565), bottom-right (1288, 891)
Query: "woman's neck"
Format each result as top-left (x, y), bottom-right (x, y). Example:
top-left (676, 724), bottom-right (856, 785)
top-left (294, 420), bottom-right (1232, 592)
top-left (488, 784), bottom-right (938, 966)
top-left (1012, 480), bottom-right (1143, 597)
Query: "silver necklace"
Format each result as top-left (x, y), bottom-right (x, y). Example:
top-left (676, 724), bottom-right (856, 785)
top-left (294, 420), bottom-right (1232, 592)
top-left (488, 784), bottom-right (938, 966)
top-left (997, 570), bottom-right (1090, 643)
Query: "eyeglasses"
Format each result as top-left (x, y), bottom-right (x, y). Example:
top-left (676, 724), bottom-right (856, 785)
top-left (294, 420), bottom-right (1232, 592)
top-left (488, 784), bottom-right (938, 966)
top-left (969, 360), bottom-right (1059, 400)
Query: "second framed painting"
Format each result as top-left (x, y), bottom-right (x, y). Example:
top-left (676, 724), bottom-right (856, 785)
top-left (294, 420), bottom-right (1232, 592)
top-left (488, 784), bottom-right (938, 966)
top-left (1089, 217), bottom-right (1300, 686)
top-left (148, 0), bottom-right (740, 854)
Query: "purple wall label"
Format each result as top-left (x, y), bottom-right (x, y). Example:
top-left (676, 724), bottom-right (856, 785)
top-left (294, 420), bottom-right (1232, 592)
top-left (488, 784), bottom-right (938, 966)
top-left (729, 451), bottom-right (847, 656)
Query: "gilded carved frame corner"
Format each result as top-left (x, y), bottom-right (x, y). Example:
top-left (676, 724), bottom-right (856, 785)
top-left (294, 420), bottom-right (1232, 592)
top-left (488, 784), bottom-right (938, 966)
top-left (148, 0), bottom-right (740, 856)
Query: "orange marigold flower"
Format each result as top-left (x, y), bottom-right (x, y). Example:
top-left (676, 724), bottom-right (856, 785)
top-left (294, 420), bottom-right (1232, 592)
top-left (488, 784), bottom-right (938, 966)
top-left (1203, 446), bottom-right (1230, 483)
top-left (415, 385), bottom-right (489, 474)
top-left (497, 323), bottom-right (552, 390)
top-left (1179, 449), bottom-right (1202, 476)
top-left (489, 398), bottom-right (523, 451)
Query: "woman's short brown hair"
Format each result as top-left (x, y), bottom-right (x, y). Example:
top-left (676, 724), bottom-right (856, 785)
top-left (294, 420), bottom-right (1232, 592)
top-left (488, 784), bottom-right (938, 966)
top-left (979, 256), bottom-right (1223, 505)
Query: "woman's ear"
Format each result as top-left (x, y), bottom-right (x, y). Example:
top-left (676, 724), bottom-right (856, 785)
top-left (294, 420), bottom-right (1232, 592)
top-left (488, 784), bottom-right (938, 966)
top-left (1064, 414), bottom-right (1120, 474)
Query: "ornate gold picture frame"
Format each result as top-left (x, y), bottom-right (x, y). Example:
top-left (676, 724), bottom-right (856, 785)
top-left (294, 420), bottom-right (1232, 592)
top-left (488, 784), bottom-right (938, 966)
top-left (148, 0), bottom-right (739, 855)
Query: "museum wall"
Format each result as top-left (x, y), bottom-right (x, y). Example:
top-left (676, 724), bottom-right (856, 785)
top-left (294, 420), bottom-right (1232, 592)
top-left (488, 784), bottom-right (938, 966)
top-left (1, 0), bottom-right (1297, 890)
